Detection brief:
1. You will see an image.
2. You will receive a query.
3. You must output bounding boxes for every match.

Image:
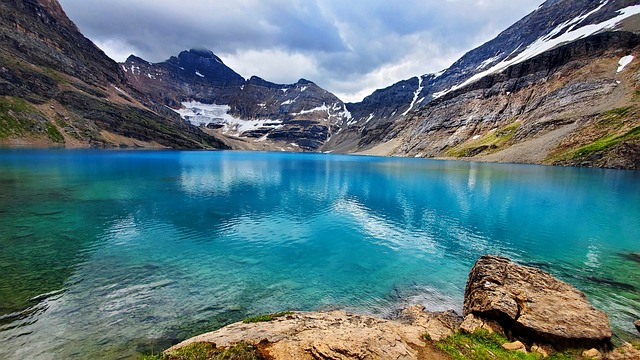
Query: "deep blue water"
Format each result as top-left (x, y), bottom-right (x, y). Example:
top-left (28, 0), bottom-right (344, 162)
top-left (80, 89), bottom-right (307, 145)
top-left (0, 149), bottom-right (638, 359)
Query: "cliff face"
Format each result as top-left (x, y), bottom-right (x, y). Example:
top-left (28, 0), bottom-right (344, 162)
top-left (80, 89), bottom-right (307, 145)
top-left (336, 0), bottom-right (640, 169)
top-left (0, 0), bottom-right (228, 149)
top-left (372, 32), bottom-right (640, 169)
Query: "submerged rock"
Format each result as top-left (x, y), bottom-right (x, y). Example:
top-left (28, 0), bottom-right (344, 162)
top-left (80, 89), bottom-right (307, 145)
top-left (463, 255), bottom-right (612, 350)
top-left (635, 319), bottom-right (640, 334)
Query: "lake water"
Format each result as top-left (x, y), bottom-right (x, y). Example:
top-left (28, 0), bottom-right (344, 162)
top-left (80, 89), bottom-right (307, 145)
top-left (0, 149), bottom-right (638, 359)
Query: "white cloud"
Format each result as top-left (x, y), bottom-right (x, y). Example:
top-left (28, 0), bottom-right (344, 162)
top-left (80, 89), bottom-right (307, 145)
top-left (221, 49), bottom-right (320, 84)
top-left (93, 38), bottom-right (134, 63)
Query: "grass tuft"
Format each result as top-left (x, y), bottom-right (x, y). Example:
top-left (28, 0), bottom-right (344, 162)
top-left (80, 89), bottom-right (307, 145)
top-left (242, 311), bottom-right (294, 324)
top-left (45, 122), bottom-right (64, 143)
top-left (546, 105), bottom-right (640, 164)
top-left (0, 97), bottom-right (63, 143)
top-left (142, 341), bottom-right (263, 360)
top-left (435, 330), bottom-right (581, 360)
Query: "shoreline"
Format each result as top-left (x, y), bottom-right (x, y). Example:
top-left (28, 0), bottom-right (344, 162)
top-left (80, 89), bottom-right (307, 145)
top-left (157, 256), bottom-right (640, 360)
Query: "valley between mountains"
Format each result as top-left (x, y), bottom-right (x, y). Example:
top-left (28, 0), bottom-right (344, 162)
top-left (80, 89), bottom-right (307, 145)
top-left (1, 0), bottom-right (639, 169)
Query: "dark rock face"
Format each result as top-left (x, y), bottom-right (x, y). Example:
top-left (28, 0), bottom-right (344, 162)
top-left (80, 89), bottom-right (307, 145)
top-left (464, 255), bottom-right (612, 350)
top-left (267, 120), bottom-right (329, 150)
top-left (0, 0), bottom-right (227, 149)
top-left (391, 31), bottom-right (640, 168)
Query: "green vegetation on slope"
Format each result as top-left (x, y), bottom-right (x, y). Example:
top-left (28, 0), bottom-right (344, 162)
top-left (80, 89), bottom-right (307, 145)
top-left (242, 311), bottom-right (294, 324)
top-left (435, 330), bottom-right (578, 360)
top-left (571, 126), bottom-right (640, 159)
top-left (142, 341), bottom-right (263, 360)
top-left (546, 106), bottom-right (640, 165)
top-left (445, 121), bottom-right (521, 158)
top-left (0, 96), bottom-right (63, 143)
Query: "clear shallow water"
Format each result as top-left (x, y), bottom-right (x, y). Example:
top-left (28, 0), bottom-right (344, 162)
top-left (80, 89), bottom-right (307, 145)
top-left (0, 149), bottom-right (638, 359)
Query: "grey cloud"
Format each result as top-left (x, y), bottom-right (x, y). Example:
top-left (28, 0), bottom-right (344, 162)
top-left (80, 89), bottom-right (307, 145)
top-left (58, 0), bottom-right (544, 101)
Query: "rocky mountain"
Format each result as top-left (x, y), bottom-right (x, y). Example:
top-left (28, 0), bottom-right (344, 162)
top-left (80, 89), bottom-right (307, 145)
top-left (3, 0), bottom-right (639, 168)
top-left (121, 51), bottom-right (351, 151)
top-left (335, 0), bottom-right (640, 169)
top-left (0, 0), bottom-right (227, 149)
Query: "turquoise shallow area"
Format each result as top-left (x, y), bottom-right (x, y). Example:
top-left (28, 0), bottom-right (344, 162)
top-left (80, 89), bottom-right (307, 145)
top-left (0, 149), bottom-right (638, 358)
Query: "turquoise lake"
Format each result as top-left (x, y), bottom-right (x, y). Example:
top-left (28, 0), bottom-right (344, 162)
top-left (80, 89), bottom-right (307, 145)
top-left (0, 149), bottom-right (638, 359)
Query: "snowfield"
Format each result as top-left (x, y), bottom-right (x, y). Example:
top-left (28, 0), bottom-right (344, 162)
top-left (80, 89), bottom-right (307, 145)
top-left (434, 3), bottom-right (640, 99)
top-left (173, 101), bottom-right (282, 136)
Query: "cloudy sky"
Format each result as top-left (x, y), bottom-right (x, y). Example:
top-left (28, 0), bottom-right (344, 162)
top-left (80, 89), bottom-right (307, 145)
top-left (58, 0), bottom-right (544, 102)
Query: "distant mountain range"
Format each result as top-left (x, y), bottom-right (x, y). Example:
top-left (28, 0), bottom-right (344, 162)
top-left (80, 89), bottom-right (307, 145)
top-left (121, 49), bottom-right (350, 151)
top-left (1, 0), bottom-right (639, 168)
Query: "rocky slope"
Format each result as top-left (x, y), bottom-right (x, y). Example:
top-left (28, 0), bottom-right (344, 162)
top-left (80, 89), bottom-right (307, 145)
top-left (390, 31), bottom-right (640, 169)
top-left (0, 0), bottom-right (227, 149)
top-left (122, 51), bottom-right (351, 151)
top-left (335, 0), bottom-right (640, 169)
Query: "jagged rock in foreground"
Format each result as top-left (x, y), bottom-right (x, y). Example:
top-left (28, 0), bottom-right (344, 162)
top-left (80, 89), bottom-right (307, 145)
top-left (166, 307), bottom-right (458, 359)
top-left (464, 255), bottom-right (612, 350)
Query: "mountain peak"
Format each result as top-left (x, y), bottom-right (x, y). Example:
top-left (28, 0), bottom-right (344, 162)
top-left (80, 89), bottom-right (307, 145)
top-left (187, 48), bottom-right (223, 63)
top-left (125, 55), bottom-right (149, 64)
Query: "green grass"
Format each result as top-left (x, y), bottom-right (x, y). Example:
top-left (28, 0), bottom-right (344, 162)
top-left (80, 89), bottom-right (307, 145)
top-left (570, 125), bottom-right (640, 159)
top-left (142, 341), bottom-right (263, 360)
top-left (435, 330), bottom-right (581, 360)
top-left (242, 311), bottom-right (294, 324)
top-left (41, 67), bottom-right (67, 84)
top-left (602, 106), bottom-right (631, 118)
top-left (445, 121), bottom-right (521, 157)
top-left (546, 106), bottom-right (640, 164)
top-left (0, 96), bottom-right (64, 143)
top-left (0, 97), bottom-right (38, 139)
top-left (45, 122), bottom-right (64, 143)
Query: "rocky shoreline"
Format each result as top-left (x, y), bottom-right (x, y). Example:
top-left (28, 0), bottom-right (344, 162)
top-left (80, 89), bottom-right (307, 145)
top-left (163, 255), bottom-right (640, 359)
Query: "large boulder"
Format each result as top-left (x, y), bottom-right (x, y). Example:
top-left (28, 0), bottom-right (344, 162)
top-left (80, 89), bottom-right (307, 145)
top-left (463, 255), bottom-right (612, 349)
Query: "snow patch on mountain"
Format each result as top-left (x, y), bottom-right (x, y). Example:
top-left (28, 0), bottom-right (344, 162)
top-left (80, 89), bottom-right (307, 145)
top-left (617, 55), bottom-right (634, 72)
top-left (293, 103), bottom-right (329, 116)
top-left (402, 76), bottom-right (424, 116)
top-left (173, 101), bottom-right (282, 136)
top-left (434, 3), bottom-right (640, 99)
top-left (433, 70), bottom-right (446, 79)
top-left (477, 54), bottom-right (503, 70)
